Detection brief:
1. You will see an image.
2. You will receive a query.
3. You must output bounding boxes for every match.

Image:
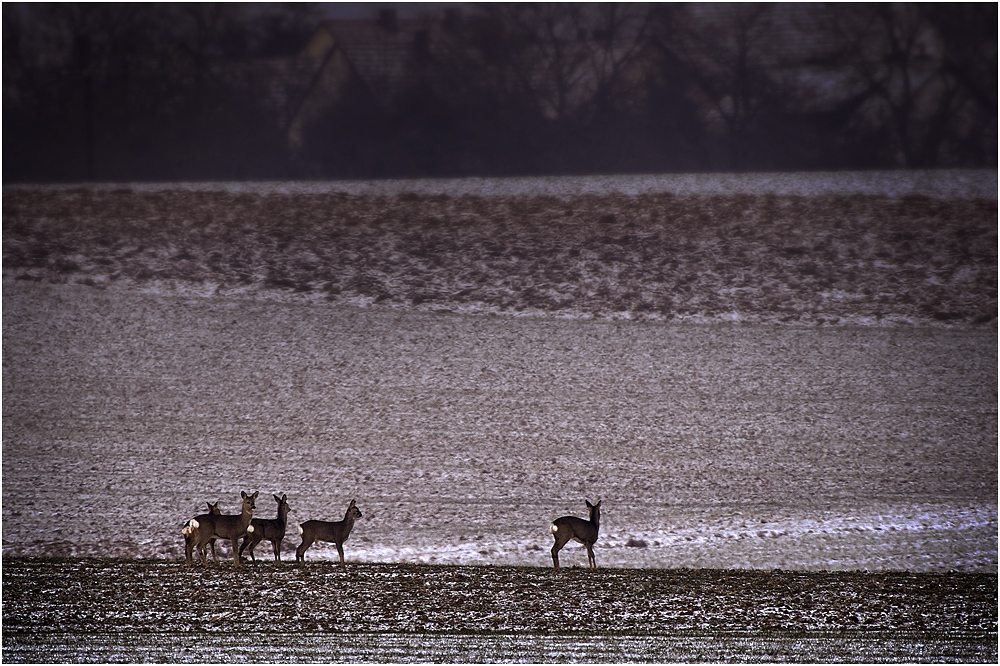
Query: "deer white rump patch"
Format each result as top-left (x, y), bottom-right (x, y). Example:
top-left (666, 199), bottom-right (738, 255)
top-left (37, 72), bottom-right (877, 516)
top-left (298, 525), bottom-right (304, 535)
top-left (246, 525), bottom-right (254, 534)
top-left (189, 519), bottom-right (199, 530)
top-left (550, 522), bottom-right (558, 534)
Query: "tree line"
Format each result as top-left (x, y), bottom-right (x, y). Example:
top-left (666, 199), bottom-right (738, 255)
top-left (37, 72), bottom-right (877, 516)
top-left (3, 3), bottom-right (996, 182)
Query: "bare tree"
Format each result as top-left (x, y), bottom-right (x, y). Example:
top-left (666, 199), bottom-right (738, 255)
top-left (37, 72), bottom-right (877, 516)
top-left (5, 3), bottom-right (993, 181)
top-left (460, 3), bottom-right (651, 123)
top-left (4, 3), bottom-right (311, 181)
top-left (4, 4), bottom-right (160, 179)
top-left (583, 3), bottom-right (655, 119)
top-left (650, 3), bottom-right (789, 169)
top-left (828, 3), bottom-right (994, 167)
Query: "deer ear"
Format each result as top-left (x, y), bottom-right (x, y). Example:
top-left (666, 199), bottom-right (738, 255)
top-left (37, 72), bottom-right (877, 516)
top-left (274, 494), bottom-right (281, 503)
top-left (252, 491), bottom-right (259, 498)
top-left (586, 500), bottom-right (593, 508)
top-left (241, 491), bottom-right (247, 499)
top-left (281, 493), bottom-right (287, 501)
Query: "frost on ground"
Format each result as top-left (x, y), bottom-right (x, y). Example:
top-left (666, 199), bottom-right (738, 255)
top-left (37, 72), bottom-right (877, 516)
top-left (3, 180), bottom-right (996, 327)
top-left (3, 559), bottom-right (995, 636)
top-left (1, 174), bottom-right (997, 573)
top-left (3, 559), bottom-right (996, 662)
top-left (2, 282), bottom-right (995, 571)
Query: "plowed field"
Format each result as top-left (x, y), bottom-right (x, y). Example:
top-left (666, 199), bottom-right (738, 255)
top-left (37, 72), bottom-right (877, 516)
top-left (2, 558), bottom-right (995, 663)
top-left (2, 175), bottom-right (996, 661)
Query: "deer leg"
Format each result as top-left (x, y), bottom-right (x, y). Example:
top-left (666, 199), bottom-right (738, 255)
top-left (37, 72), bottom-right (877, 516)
top-left (238, 536), bottom-right (250, 562)
top-left (586, 542), bottom-right (596, 569)
top-left (209, 539), bottom-right (218, 565)
top-left (296, 537), bottom-right (313, 563)
top-left (552, 529), bottom-right (573, 569)
top-left (336, 542), bottom-right (346, 570)
top-left (197, 538), bottom-right (210, 566)
top-left (239, 534), bottom-right (258, 563)
top-left (551, 531), bottom-right (571, 569)
top-left (272, 538), bottom-right (281, 562)
top-left (231, 537), bottom-right (241, 568)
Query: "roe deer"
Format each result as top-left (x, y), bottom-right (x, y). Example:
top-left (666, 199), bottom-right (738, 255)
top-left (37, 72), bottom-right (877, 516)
top-left (296, 499), bottom-right (362, 568)
top-left (550, 499), bottom-right (601, 569)
top-left (182, 501), bottom-right (221, 563)
top-left (184, 490), bottom-right (258, 568)
top-left (239, 493), bottom-right (291, 563)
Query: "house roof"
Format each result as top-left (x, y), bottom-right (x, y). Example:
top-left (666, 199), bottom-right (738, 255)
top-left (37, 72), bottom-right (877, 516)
top-left (310, 16), bottom-right (446, 104)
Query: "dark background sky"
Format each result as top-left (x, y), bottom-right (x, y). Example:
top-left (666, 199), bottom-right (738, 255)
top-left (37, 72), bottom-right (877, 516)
top-left (3, 2), bottom-right (996, 182)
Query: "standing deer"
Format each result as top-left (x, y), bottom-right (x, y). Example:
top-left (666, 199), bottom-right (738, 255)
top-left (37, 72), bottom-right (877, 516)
top-left (296, 499), bottom-right (362, 568)
top-left (184, 490), bottom-right (258, 568)
top-left (550, 499), bottom-right (601, 569)
top-left (239, 493), bottom-right (291, 563)
top-left (182, 501), bottom-right (221, 563)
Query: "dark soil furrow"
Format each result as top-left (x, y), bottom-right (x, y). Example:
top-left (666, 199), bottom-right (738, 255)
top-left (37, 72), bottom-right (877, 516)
top-left (2, 558), bottom-right (995, 637)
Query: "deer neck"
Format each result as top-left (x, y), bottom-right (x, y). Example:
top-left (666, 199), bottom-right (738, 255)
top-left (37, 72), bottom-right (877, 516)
top-left (277, 506), bottom-right (289, 527)
top-left (342, 512), bottom-right (356, 535)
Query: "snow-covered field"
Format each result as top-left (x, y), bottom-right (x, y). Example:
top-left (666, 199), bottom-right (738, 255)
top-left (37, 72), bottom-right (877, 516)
top-left (3, 285), bottom-right (994, 571)
top-left (16, 168), bottom-right (997, 199)
top-left (2, 171), bottom-right (997, 572)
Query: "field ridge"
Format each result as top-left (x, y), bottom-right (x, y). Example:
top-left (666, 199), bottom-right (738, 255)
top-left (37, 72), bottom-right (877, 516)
top-left (3, 188), bottom-right (996, 327)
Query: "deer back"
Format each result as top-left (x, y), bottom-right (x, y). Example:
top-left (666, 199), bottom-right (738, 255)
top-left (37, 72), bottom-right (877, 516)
top-left (553, 515), bottom-right (599, 543)
top-left (301, 500), bottom-right (361, 543)
top-left (183, 501), bottom-right (221, 536)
